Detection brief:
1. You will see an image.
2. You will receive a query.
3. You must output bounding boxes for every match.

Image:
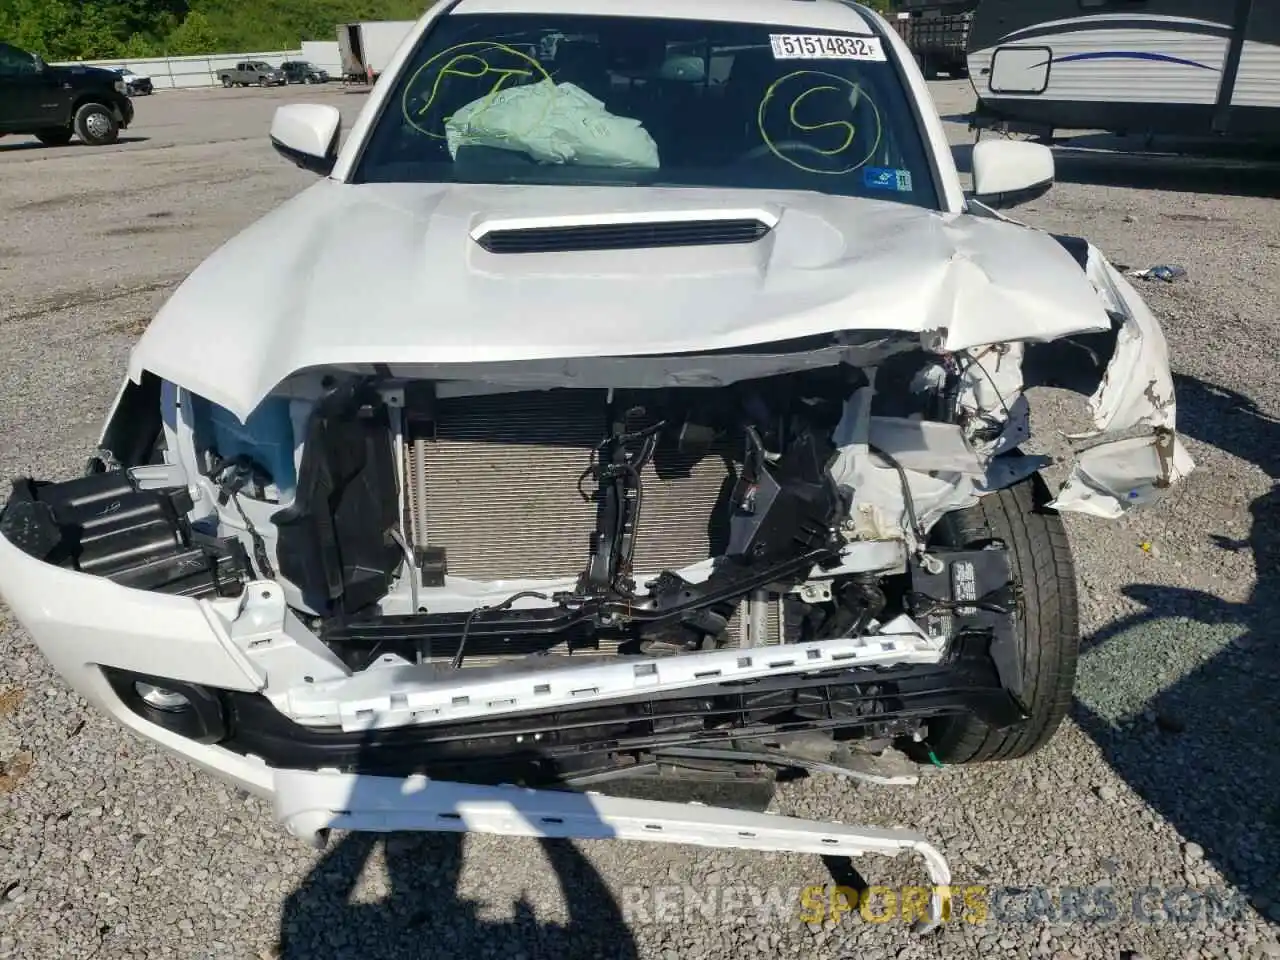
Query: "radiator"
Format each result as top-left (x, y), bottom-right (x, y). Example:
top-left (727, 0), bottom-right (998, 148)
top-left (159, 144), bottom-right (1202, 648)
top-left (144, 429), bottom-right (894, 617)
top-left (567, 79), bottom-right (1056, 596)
top-left (403, 388), bottom-right (782, 646)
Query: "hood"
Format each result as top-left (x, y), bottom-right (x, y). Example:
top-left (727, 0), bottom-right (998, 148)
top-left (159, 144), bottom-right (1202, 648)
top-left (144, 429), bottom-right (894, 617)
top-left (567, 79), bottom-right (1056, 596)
top-left (129, 182), bottom-right (1112, 421)
top-left (53, 64), bottom-right (120, 85)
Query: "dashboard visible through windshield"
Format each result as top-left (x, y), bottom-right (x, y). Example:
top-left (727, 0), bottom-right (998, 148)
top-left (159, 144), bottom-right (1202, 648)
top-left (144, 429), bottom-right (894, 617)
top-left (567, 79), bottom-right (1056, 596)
top-left (353, 12), bottom-right (939, 209)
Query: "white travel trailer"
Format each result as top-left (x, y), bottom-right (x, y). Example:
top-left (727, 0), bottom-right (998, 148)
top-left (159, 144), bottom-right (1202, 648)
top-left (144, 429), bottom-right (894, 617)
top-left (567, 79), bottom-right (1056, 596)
top-left (966, 0), bottom-right (1280, 142)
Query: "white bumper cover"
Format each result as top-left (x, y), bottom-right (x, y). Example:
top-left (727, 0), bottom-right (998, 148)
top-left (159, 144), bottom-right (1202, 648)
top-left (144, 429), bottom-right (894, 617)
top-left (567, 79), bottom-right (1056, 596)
top-left (274, 770), bottom-right (954, 931)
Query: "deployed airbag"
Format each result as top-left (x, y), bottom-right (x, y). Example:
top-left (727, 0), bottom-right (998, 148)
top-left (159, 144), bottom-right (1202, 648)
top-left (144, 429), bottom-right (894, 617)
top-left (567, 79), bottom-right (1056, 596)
top-left (445, 79), bottom-right (660, 169)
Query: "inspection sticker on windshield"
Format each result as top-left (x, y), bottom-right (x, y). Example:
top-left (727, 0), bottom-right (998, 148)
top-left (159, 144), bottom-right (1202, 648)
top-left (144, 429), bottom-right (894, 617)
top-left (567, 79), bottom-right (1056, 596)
top-left (769, 34), bottom-right (886, 61)
top-left (864, 167), bottom-right (913, 192)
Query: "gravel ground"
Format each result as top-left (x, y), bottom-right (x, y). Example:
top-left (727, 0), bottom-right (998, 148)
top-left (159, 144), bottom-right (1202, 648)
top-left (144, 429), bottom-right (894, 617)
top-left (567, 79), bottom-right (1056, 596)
top-left (1, 80), bottom-right (1278, 960)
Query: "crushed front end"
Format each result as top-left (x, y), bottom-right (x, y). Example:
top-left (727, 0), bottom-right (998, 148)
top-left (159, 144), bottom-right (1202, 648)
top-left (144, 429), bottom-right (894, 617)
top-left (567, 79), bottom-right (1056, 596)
top-left (0, 245), bottom-right (1190, 912)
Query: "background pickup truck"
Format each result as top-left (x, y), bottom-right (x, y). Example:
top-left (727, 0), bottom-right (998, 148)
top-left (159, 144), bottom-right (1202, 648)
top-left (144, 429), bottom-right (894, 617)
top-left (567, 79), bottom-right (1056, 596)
top-left (218, 61), bottom-right (287, 88)
top-left (0, 40), bottom-right (134, 146)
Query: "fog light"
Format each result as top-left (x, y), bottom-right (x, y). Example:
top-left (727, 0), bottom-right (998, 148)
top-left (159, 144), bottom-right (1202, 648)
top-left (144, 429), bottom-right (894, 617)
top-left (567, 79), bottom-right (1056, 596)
top-left (103, 668), bottom-right (227, 744)
top-left (134, 681), bottom-right (190, 712)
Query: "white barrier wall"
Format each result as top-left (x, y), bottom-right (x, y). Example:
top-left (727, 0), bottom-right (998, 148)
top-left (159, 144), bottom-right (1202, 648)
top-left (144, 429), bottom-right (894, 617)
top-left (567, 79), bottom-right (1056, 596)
top-left (50, 50), bottom-right (304, 89)
top-left (300, 41), bottom-right (342, 76)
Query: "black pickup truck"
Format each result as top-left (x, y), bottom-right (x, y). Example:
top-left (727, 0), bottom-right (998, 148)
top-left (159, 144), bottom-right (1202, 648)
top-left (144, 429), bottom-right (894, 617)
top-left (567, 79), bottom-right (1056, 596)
top-left (0, 41), bottom-right (135, 147)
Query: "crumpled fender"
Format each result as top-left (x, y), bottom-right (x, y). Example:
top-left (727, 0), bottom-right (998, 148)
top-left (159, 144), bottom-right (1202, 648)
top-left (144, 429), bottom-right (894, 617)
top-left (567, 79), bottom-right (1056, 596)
top-left (1045, 245), bottom-right (1194, 518)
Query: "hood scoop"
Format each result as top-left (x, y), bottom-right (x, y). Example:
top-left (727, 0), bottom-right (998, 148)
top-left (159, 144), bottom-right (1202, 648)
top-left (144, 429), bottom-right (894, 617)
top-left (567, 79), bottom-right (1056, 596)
top-left (471, 210), bottom-right (776, 254)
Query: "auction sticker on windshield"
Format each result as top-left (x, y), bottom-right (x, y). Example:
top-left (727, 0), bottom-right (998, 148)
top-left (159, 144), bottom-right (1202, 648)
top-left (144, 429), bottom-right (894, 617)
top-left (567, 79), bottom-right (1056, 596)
top-left (769, 34), bottom-right (886, 61)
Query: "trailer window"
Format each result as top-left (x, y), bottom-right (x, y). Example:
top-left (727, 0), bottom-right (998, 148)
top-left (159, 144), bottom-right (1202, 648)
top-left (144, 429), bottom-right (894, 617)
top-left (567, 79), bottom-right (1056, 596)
top-left (353, 12), bottom-right (940, 210)
top-left (989, 46), bottom-right (1051, 94)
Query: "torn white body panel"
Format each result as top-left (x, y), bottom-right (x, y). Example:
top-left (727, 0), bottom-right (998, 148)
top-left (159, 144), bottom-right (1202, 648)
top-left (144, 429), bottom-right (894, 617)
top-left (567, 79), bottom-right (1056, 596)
top-left (1048, 431), bottom-right (1194, 519)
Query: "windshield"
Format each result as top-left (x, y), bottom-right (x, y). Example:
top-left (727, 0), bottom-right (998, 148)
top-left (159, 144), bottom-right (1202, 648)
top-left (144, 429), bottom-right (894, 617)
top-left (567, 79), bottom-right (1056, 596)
top-left (353, 13), bottom-right (939, 209)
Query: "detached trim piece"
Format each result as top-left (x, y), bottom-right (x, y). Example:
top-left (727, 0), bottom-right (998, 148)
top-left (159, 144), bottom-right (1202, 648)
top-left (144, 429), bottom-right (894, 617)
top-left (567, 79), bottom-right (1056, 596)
top-left (274, 770), bottom-right (953, 932)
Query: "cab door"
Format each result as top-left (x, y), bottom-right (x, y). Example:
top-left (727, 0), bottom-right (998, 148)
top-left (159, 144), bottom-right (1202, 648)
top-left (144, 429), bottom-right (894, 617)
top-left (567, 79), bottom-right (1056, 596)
top-left (0, 42), bottom-right (56, 130)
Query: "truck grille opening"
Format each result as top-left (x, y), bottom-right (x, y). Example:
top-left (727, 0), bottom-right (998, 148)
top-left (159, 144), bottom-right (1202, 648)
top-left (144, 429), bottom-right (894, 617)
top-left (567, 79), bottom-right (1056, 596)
top-left (474, 217), bottom-right (772, 254)
top-left (403, 388), bottom-right (782, 663)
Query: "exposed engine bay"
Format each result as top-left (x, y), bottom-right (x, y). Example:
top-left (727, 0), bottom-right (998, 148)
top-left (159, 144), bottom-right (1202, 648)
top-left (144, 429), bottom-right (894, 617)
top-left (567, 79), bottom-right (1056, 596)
top-left (23, 342), bottom-right (1023, 664)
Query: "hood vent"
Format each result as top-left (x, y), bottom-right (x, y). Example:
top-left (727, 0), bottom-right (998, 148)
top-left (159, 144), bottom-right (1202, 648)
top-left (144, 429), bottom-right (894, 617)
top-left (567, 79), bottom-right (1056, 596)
top-left (474, 215), bottom-right (773, 254)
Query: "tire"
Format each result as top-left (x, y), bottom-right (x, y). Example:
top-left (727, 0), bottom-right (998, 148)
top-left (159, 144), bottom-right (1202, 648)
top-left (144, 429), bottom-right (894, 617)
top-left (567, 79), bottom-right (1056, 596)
top-left (73, 102), bottom-right (120, 146)
top-left (221, 75), bottom-right (232, 88)
top-left (35, 128), bottom-right (74, 146)
top-left (258, 77), bottom-right (268, 88)
top-left (921, 473), bottom-right (1080, 764)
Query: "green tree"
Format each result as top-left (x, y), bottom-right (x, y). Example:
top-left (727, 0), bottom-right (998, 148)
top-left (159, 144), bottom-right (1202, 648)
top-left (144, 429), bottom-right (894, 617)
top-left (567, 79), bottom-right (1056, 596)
top-left (123, 32), bottom-right (159, 58)
top-left (165, 9), bottom-right (219, 55)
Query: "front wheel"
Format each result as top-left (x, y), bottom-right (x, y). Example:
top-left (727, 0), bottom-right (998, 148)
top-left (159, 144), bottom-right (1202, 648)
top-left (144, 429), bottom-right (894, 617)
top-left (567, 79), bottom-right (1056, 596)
top-left (921, 474), bottom-right (1081, 763)
top-left (73, 103), bottom-right (120, 146)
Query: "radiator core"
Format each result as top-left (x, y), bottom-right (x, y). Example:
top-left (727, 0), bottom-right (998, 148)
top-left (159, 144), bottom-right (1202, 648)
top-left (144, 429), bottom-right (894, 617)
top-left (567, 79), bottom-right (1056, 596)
top-left (403, 388), bottom-right (782, 645)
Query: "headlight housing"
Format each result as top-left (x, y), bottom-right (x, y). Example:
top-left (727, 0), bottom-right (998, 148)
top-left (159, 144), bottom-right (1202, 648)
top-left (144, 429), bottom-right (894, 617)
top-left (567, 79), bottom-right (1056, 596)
top-left (114, 79), bottom-right (127, 94)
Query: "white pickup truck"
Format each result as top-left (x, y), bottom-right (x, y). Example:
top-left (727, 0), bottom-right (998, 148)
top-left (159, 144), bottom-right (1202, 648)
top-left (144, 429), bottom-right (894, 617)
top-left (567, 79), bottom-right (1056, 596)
top-left (0, 0), bottom-right (1192, 929)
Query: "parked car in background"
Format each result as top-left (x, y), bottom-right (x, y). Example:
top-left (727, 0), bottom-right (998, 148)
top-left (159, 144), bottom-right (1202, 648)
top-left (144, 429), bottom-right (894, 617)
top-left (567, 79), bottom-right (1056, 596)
top-left (0, 40), bottom-right (134, 146)
top-left (281, 60), bottom-right (330, 84)
top-left (218, 61), bottom-right (287, 88)
top-left (115, 67), bottom-right (154, 95)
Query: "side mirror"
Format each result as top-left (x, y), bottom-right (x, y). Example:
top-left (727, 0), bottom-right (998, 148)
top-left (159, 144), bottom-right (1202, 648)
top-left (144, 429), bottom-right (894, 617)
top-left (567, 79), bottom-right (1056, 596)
top-left (31, 52), bottom-right (45, 72)
top-left (970, 140), bottom-right (1055, 209)
top-left (270, 103), bottom-right (341, 176)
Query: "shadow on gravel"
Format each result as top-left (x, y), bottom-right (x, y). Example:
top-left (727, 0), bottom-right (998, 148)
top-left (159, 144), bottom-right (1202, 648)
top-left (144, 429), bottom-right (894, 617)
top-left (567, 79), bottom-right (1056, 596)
top-left (0, 136), bottom-right (150, 153)
top-left (1071, 374), bottom-right (1280, 921)
top-left (951, 139), bottom-right (1280, 199)
top-left (279, 829), bottom-right (639, 960)
top-left (276, 740), bottom-right (641, 960)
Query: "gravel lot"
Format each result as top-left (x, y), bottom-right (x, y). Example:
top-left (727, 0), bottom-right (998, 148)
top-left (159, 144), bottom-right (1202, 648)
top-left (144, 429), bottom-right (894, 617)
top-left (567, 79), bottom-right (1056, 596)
top-left (1, 80), bottom-right (1278, 960)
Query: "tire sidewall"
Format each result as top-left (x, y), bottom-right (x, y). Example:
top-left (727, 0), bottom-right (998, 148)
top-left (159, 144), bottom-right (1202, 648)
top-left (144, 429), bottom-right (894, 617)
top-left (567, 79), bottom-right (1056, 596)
top-left (918, 473), bottom-right (1081, 764)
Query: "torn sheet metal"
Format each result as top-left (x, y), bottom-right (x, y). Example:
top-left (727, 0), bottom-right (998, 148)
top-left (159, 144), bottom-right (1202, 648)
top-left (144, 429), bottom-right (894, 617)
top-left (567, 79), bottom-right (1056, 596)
top-left (867, 417), bottom-right (986, 478)
top-left (949, 342), bottom-right (1030, 457)
top-left (830, 384), bottom-right (980, 541)
top-left (1076, 255), bottom-right (1178, 436)
top-left (1048, 430), bottom-right (1194, 519)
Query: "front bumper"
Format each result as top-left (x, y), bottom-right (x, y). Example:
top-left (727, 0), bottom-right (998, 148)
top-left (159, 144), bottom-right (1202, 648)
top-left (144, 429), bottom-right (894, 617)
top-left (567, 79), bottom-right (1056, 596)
top-left (0, 521), bottom-right (972, 928)
top-left (0, 473), bottom-right (1023, 765)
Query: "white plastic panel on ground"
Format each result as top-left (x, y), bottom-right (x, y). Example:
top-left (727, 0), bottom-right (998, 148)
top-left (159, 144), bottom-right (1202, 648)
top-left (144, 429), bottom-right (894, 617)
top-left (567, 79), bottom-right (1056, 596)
top-left (273, 770), bottom-right (953, 930)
